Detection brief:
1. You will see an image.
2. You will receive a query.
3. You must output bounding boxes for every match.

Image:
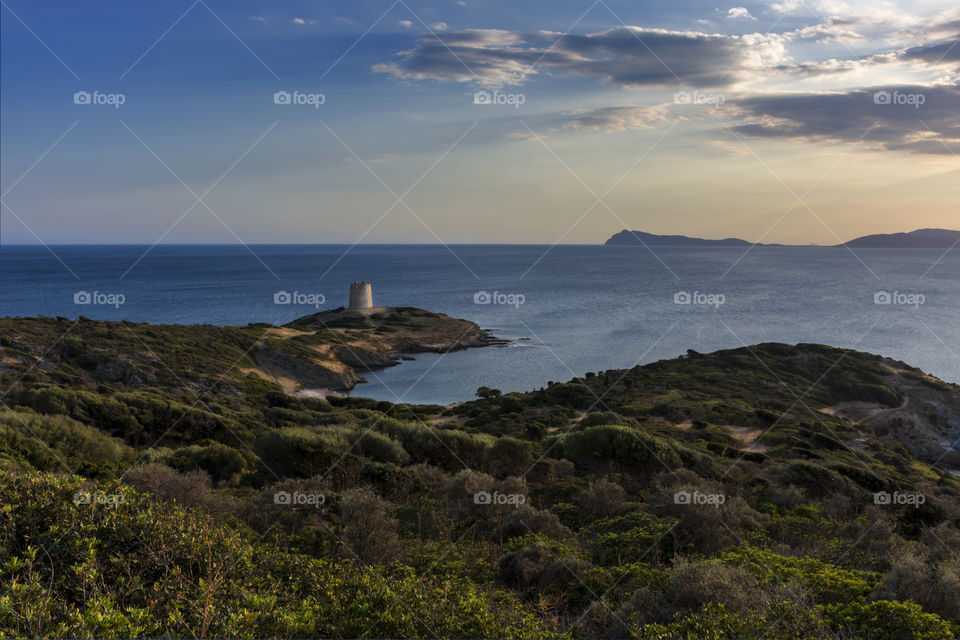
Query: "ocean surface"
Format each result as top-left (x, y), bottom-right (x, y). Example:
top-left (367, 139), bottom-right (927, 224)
top-left (2, 244), bottom-right (958, 404)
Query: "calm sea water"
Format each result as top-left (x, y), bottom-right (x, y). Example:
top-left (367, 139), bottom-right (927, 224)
top-left (2, 244), bottom-right (958, 404)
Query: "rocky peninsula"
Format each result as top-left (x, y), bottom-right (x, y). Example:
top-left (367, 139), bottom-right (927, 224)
top-left (0, 307), bottom-right (504, 404)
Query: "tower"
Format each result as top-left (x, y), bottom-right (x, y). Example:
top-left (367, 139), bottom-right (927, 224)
top-left (348, 281), bottom-right (373, 311)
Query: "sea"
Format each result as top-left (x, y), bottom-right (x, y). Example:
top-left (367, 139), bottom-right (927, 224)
top-left (1, 244), bottom-right (958, 405)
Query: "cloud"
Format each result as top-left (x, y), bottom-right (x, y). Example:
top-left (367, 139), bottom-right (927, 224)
top-left (728, 7), bottom-right (757, 20)
top-left (901, 36), bottom-right (960, 65)
top-left (373, 26), bottom-right (790, 88)
top-left (563, 104), bottom-right (676, 132)
top-left (733, 84), bottom-right (960, 153)
top-left (506, 130), bottom-right (547, 142)
top-left (398, 19), bottom-right (413, 29)
top-left (250, 16), bottom-right (266, 24)
top-left (770, 0), bottom-right (803, 14)
top-left (785, 17), bottom-right (865, 42)
top-left (292, 17), bottom-right (318, 26)
top-left (430, 22), bottom-right (449, 31)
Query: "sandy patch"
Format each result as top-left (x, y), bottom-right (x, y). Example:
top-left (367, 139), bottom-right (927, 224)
top-left (725, 425), bottom-right (770, 452)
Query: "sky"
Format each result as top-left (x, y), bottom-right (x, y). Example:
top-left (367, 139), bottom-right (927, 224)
top-left (1, 0), bottom-right (958, 245)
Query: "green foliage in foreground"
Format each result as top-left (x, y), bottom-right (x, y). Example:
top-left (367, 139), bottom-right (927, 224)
top-left (0, 473), bottom-right (555, 639)
top-left (3, 320), bottom-right (960, 639)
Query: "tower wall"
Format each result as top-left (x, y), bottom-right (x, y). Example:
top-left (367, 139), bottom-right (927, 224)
top-left (348, 281), bottom-right (373, 311)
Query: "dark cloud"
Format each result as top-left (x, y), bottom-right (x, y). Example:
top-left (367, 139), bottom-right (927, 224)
top-left (373, 27), bottom-right (784, 88)
top-left (902, 37), bottom-right (960, 64)
top-left (734, 85), bottom-right (960, 154)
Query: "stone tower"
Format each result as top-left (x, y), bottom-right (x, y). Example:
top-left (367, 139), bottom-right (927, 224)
top-left (348, 281), bottom-right (373, 311)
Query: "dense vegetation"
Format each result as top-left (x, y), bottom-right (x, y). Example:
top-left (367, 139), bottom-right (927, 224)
top-left (2, 316), bottom-right (959, 638)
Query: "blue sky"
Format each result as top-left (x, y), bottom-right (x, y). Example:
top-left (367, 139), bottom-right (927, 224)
top-left (2, 0), bottom-right (958, 244)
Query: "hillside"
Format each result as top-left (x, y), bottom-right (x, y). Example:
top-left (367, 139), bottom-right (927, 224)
top-left (604, 227), bottom-right (960, 248)
top-left (841, 228), bottom-right (960, 248)
top-left (2, 315), bottom-right (960, 639)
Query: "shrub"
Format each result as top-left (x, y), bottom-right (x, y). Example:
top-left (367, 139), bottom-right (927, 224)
top-left (339, 487), bottom-right (400, 565)
top-left (497, 542), bottom-right (590, 595)
top-left (253, 427), bottom-right (350, 477)
top-left (665, 557), bottom-right (761, 619)
top-left (1, 409), bottom-right (135, 476)
top-left (580, 411), bottom-right (630, 427)
top-left (879, 549), bottom-right (960, 622)
top-left (123, 463), bottom-right (230, 514)
top-left (551, 424), bottom-right (682, 472)
top-left (581, 511), bottom-right (676, 565)
top-left (574, 479), bottom-right (630, 519)
top-left (721, 545), bottom-right (882, 604)
top-left (165, 442), bottom-right (249, 485)
top-left (485, 436), bottom-right (536, 477)
top-left (822, 600), bottom-right (956, 640)
top-left (348, 430), bottom-right (410, 465)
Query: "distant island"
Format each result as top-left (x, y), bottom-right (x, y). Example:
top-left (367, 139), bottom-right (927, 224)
top-left (841, 228), bottom-right (960, 248)
top-left (604, 227), bottom-right (960, 248)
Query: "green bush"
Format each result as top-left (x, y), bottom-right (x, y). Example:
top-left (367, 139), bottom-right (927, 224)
top-left (821, 600), bottom-right (957, 640)
top-left (0, 471), bottom-right (558, 639)
top-left (1, 409), bottom-right (135, 477)
top-left (721, 545), bottom-right (882, 604)
top-left (253, 427), bottom-right (350, 477)
top-left (165, 442), bottom-right (249, 484)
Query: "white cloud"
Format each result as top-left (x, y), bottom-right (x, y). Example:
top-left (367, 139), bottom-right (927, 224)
top-left (770, 0), bottom-right (803, 14)
top-left (563, 104), bottom-right (676, 132)
top-left (398, 19), bottom-right (413, 28)
top-left (430, 22), bottom-right (449, 31)
top-left (728, 7), bottom-right (757, 20)
top-left (250, 16), bottom-right (266, 23)
top-left (506, 130), bottom-right (547, 142)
